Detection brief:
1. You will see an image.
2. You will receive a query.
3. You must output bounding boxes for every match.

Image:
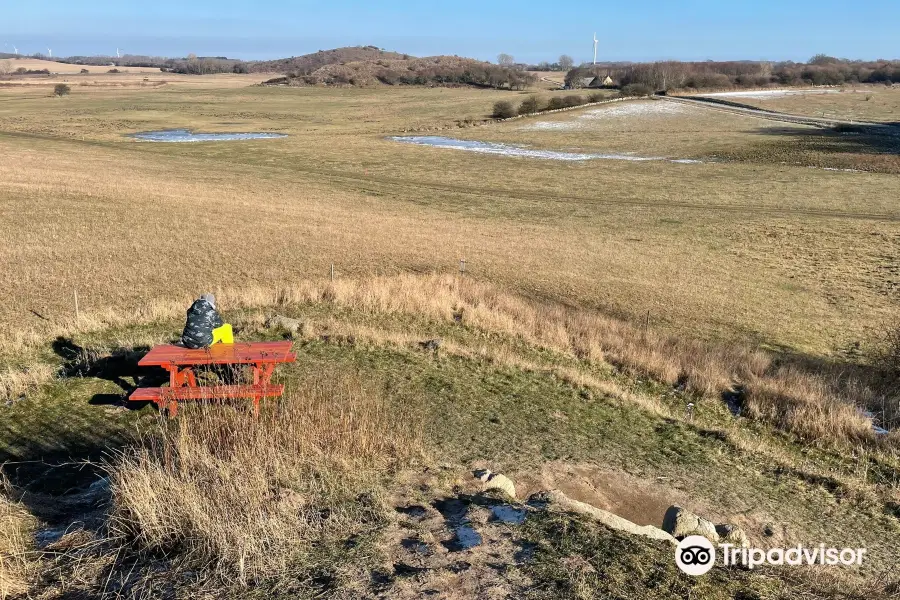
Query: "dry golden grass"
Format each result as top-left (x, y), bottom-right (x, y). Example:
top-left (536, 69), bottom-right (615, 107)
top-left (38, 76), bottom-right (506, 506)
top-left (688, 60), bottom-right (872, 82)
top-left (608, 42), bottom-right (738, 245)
top-left (718, 86), bottom-right (900, 123)
top-left (0, 62), bottom-right (272, 90)
top-left (109, 369), bottom-right (422, 583)
top-left (0, 476), bottom-right (33, 600)
top-left (3, 272), bottom-right (894, 447)
top-left (0, 85), bottom-right (897, 357)
top-left (0, 81), bottom-right (897, 443)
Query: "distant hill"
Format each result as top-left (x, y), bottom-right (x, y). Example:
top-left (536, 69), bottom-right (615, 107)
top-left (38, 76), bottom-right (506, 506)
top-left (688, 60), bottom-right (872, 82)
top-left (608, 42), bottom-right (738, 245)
top-left (262, 53), bottom-right (534, 89)
top-left (250, 46), bottom-right (409, 75)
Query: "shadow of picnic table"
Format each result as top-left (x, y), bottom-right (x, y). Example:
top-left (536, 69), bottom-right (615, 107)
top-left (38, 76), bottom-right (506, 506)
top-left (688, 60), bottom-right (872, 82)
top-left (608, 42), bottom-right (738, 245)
top-left (51, 336), bottom-right (168, 407)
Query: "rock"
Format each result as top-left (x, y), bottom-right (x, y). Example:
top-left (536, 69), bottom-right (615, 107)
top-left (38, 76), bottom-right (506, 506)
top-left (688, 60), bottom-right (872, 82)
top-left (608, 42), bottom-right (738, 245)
top-left (418, 338), bottom-right (442, 352)
top-left (763, 523), bottom-right (775, 537)
top-left (715, 524), bottom-right (750, 547)
top-left (532, 490), bottom-right (676, 544)
top-left (662, 505), bottom-right (720, 542)
top-left (265, 315), bottom-right (304, 335)
top-left (473, 469), bottom-right (516, 499)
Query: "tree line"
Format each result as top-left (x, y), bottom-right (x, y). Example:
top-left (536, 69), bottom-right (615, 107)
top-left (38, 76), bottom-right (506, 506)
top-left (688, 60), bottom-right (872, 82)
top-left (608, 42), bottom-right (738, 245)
top-left (267, 57), bottom-right (536, 89)
top-left (55, 54), bottom-right (247, 74)
top-left (565, 55), bottom-right (900, 92)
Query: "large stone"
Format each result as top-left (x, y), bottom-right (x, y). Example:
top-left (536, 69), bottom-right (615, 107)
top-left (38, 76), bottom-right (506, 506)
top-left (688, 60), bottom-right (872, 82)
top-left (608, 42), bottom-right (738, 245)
top-left (266, 315), bottom-right (304, 335)
top-left (532, 489), bottom-right (676, 544)
top-left (715, 524), bottom-right (750, 547)
top-left (418, 338), bottom-right (442, 352)
top-left (473, 469), bottom-right (516, 499)
top-left (662, 505), bottom-right (719, 542)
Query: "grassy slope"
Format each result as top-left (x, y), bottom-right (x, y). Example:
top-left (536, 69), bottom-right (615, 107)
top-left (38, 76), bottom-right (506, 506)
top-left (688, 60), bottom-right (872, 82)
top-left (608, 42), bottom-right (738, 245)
top-left (4, 301), bottom-right (898, 595)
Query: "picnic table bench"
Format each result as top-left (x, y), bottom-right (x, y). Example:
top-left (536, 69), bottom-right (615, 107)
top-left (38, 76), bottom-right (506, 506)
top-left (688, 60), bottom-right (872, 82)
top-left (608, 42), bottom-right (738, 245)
top-left (129, 341), bottom-right (296, 416)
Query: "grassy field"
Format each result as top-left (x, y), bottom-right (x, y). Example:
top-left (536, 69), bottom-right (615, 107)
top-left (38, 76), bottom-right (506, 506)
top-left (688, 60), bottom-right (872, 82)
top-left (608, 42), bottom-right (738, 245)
top-left (1, 76), bottom-right (899, 597)
top-left (1, 58), bottom-right (165, 75)
top-left (0, 81), bottom-right (897, 354)
top-left (0, 59), bottom-right (272, 89)
top-left (4, 286), bottom-right (899, 597)
top-left (706, 86), bottom-right (900, 123)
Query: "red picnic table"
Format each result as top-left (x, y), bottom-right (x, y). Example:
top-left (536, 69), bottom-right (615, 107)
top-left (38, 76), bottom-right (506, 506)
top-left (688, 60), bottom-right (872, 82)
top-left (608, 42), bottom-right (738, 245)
top-left (129, 341), bottom-right (296, 416)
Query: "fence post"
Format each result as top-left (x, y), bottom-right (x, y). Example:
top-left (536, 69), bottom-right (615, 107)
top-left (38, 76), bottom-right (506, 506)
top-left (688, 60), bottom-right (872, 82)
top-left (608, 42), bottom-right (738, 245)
top-left (74, 289), bottom-right (80, 320)
top-left (459, 259), bottom-right (466, 275)
top-left (331, 264), bottom-right (334, 282)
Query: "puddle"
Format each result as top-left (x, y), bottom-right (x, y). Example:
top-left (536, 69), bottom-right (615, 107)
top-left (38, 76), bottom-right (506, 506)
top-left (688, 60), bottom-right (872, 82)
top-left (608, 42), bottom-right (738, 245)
top-left (491, 504), bottom-right (527, 524)
top-left (443, 525), bottom-right (483, 552)
top-left (433, 497), bottom-right (483, 552)
top-left (130, 129), bottom-right (287, 142)
top-left (391, 135), bottom-right (698, 164)
top-left (862, 409), bottom-right (890, 435)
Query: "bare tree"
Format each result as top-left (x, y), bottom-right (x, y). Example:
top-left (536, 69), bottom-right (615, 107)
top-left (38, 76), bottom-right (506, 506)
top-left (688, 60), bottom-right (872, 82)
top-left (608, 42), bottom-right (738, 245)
top-left (558, 55), bottom-right (574, 70)
top-left (0, 60), bottom-right (11, 77)
top-left (497, 53), bottom-right (514, 67)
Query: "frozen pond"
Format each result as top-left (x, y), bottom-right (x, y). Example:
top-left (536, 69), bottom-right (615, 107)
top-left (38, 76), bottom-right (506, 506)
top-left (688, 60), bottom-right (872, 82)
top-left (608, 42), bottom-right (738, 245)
top-left (130, 129), bottom-right (287, 142)
top-left (391, 135), bottom-right (698, 164)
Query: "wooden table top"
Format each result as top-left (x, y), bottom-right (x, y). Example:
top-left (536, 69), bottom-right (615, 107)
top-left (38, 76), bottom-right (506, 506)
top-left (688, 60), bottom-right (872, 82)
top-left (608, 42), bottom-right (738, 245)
top-left (138, 341), bottom-right (296, 367)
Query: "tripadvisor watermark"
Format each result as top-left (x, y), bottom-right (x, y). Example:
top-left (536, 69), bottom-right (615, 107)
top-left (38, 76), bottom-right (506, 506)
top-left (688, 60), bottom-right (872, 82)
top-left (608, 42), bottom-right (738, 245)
top-left (675, 535), bottom-right (867, 576)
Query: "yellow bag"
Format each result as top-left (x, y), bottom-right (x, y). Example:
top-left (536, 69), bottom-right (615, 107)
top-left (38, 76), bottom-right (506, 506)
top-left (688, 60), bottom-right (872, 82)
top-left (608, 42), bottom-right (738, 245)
top-left (211, 323), bottom-right (234, 345)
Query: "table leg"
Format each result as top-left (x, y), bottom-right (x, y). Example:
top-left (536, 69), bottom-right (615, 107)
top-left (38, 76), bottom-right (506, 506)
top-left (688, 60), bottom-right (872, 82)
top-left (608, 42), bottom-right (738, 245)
top-left (169, 365), bottom-right (195, 388)
top-left (164, 365), bottom-right (195, 418)
top-left (256, 363), bottom-right (276, 386)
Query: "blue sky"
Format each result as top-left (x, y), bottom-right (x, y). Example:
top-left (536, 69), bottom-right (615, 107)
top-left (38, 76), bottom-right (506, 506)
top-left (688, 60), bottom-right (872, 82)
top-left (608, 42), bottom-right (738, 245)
top-left (3, 0), bottom-right (898, 63)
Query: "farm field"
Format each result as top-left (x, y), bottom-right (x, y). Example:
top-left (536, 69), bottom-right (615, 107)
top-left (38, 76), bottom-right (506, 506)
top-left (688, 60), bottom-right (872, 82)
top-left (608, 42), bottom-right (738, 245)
top-left (1, 57), bottom-right (166, 74)
top-left (0, 58), bottom-right (273, 88)
top-left (526, 70), bottom-right (566, 89)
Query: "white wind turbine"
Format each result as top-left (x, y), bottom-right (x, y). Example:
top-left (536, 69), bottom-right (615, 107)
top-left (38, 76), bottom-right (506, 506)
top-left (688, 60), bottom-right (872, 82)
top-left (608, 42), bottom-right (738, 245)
top-left (12, 45), bottom-right (18, 55)
top-left (47, 47), bottom-right (52, 58)
top-left (116, 48), bottom-right (121, 58)
top-left (592, 33), bottom-right (598, 65)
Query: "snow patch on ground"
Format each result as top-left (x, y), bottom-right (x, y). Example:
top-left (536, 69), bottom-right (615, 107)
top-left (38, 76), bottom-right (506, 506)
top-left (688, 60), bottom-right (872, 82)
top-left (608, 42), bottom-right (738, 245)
top-left (700, 89), bottom-right (840, 99)
top-left (808, 166), bottom-right (863, 173)
top-left (390, 135), bottom-right (699, 164)
top-left (522, 100), bottom-right (692, 131)
top-left (580, 101), bottom-right (692, 120)
top-left (528, 121), bottom-right (580, 130)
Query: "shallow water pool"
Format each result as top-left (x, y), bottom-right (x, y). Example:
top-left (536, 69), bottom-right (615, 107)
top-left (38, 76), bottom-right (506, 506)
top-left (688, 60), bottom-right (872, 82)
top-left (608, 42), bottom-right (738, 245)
top-left (131, 129), bottom-right (287, 142)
